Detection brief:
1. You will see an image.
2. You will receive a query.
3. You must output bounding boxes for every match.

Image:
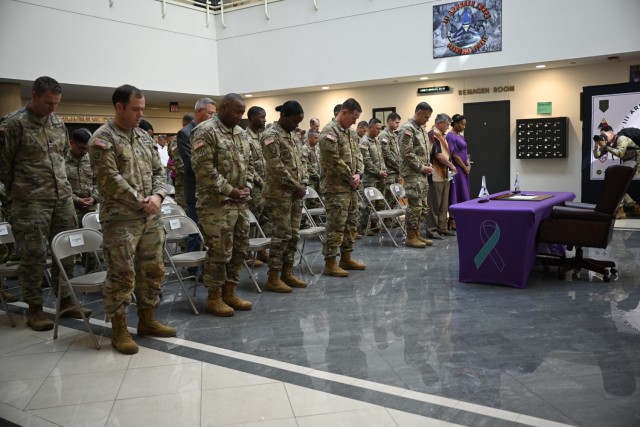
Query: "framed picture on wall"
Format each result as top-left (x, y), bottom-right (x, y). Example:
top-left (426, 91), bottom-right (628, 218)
top-left (372, 107), bottom-right (396, 124)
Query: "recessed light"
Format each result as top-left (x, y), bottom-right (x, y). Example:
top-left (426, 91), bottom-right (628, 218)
top-left (244, 94), bottom-right (253, 97)
top-left (419, 77), bottom-right (429, 80)
top-left (321, 86), bottom-right (330, 90)
top-left (535, 65), bottom-right (546, 69)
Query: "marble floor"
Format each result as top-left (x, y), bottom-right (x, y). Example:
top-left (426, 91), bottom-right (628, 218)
top-left (1, 227), bottom-right (640, 427)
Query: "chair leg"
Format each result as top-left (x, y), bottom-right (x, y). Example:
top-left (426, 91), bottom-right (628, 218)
top-left (173, 270), bottom-right (200, 316)
top-left (0, 286), bottom-right (16, 328)
top-left (378, 217), bottom-right (399, 248)
top-left (243, 261), bottom-right (262, 293)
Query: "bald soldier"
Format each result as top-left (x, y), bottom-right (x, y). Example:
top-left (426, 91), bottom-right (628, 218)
top-left (0, 76), bottom-right (87, 331)
top-left (89, 84), bottom-right (176, 354)
top-left (398, 102), bottom-right (435, 248)
top-left (191, 93), bottom-right (255, 317)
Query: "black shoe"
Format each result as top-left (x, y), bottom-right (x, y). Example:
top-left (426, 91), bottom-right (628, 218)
top-left (426, 231), bottom-right (445, 240)
top-left (439, 229), bottom-right (456, 237)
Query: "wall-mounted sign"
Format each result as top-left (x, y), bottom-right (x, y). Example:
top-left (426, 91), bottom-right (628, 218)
top-left (458, 86), bottom-right (515, 95)
top-left (418, 86), bottom-right (451, 95)
top-left (537, 102), bottom-right (552, 115)
top-left (169, 102), bottom-right (180, 112)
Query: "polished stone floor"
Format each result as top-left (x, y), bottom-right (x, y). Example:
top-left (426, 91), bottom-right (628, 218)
top-left (1, 226), bottom-right (640, 426)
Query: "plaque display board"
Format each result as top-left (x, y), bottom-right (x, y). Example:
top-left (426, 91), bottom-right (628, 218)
top-left (490, 193), bottom-right (553, 201)
top-left (516, 117), bottom-right (568, 159)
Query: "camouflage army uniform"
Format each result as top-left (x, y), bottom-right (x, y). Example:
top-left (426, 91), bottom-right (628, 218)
top-left (89, 120), bottom-right (167, 318)
top-left (245, 127), bottom-right (270, 235)
top-left (593, 135), bottom-right (640, 208)
top-left (359, 134), bottom-right (387, 231)
top-left (319, 119), bottom-right (364, 258)
top-left (398, 119), bottom-right (431, 230)
top-left (191, 115), bottom-right (254, 290)
top-left (0, 182), bottom-right (8, 263)
top-left (302, 141), bottom-right (322, 209)
top-left (168, 137), bottom-right (185, 209)
top-left (65, 149), bottom-right (100, 223)
top-left (379, 128), bottom-right (401, 208)
top-left (0, 106), bottom-right (76, 305)
top-left (261, 122), bottom-right (308, 270)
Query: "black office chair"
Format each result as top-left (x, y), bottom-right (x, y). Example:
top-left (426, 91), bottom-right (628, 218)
top-left (537, 163), bottom-right (636, 281)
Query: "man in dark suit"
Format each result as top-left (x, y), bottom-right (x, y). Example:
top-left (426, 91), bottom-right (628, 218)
top-left (176, 97), bottom-right (216, 257)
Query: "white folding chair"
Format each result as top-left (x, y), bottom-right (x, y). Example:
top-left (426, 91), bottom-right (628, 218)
top-left (245, 211), bottom-right (271, 293)
top-left (296, 207), bottom-right (325, 275)
top-left (81, 212), bottom-right (102, 231)
top-left (162, 195), bottom-right (177, 205)
top-left (165, 184), bottom-right (176, 196)
top-left (363, 187), bottom-right (407, 247)
top-left (0, 222), bottom-right (18, 327)
top-left (389, 183), bottom-right (408, 211)
top-left (302, 186), bottom-right (326, 225)
top-left (161, 215), bottom-right (202, 315)
top-left (51, 229), bottom-right (106, 349)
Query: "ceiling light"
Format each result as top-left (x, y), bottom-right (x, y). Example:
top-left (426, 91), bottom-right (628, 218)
top-left (244, 94), bottom-right (253, 97)
top-left (419, 77), bottom-right (429, 80)
top-left (535, 65), bottom-right (546, 69)
top-left (321, 86), bottom-right (330, 90)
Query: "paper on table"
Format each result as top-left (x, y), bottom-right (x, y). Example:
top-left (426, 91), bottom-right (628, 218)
top-left (509, 195), bottom-right (538, 200)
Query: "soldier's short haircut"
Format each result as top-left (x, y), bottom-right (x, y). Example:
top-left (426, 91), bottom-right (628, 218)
top-left (308, 129), bottom-right (320, 136)
top-left (195, 97), bottom-right (216, 111)
top-left (357, 121), bottom-right (368, 128)
top-left (275, 100), bottom-right (304, 117)
top-left (342, 98), bottom-right (362, 113)
top-left (112, 84), bottom-right (143, 107)
top-left (182, 113), bottom-right (194, 125)
top-left (434, 113), bottom-right (452, 123)
top-left (368, 118), bottom-right (382, 126)
top-left (247, 106), bottom-right (266, 118)
top-left (139, 119), bottom-right (154, 132)
top-left (415, 102), bottom-right (433, 113)
top-left (71, 128), bottom-right (92, 144)
top-left (333, 104), bottom-right (342, 115)
top-left (387, 112), bottom-right (401, 122)
top-left (310, 117), bottom-right (320, 126)
top-left (32, 76), bottom-right (62, 96)
top-left (220, 93), bottom-right (244, 107)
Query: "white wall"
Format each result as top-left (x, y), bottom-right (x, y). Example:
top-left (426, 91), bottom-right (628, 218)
top-left (242, 59), bottom-right (638, 201)
top-left (0, 0), bottom-right (219, 95)
top-left (217, 0), bottom-right (640, 94)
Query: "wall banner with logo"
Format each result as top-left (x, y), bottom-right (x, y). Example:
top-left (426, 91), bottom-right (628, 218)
top-left (433, 0), bottom-right (502, 59)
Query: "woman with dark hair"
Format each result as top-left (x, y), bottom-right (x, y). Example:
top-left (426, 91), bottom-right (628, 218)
top-left (260, 101), bottom-right (308, 292)
top-left (447, 114), bottom-right (471, 229)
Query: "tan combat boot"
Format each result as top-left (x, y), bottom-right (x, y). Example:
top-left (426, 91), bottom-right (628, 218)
top-left (222, 282), bottom-right (252, 310)
top-left (323, 257), bottom-right (349, 277)
top-left (281, 264), bottom-right (307, 288)
top-left (615, 206), bottom-right (626, 219)
top-left (137, 308), bottom-right (177, 337)
top-left (59, 297), bottom-right (93, 319)
top-left (416, 232), bottom-right (434, 246)
top-left (265, 269), bottom-right (292, 293)
top-left (26, 304), bottom-right (53, 331)
top-left (206, 288), bottom-right (234, 317)
top-left (627, 203), bottom-right (640, 217)
top-left (111, 313), bottom-right (139, 354)
top-left (257, 250), bottom-right (270, 263)
top-left (339, 252), bottom-right (366, 270)
top-left (405, 229), bottom-right (427, 248)
top-left (246, 253), bottom-right (263, 267)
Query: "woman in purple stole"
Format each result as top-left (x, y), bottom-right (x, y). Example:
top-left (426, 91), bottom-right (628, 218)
top-left (446, 114), bottom-right (471, 229)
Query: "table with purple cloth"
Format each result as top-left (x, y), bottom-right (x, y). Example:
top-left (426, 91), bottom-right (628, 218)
top-left (448, 190), bottom-right (575, 288)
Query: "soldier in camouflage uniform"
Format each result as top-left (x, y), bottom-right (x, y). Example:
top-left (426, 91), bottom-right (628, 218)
top-left (593, 125), bottom-right (640, 218)
top-left (168, 136), bottom-right (185, 209)
top-left (358, 118), bottom-right (387, 235)
top-left (191, 93), bottom-right (254, 317)
top-left (319, 99), bottom-right (367, 277)
top-left (261, 101), bottom-right (308, 292)
top-left (302, 130), bottom-right (321, 194)
top-left (0, 181), bottom-right (18, 303)
top-left (89, 85), bottom-right (175, 354)
top-left (0, 76), bottom-right (87, 331)
top-left (379, 112), bottom-right (402, 209)
top-left (66, 128), bottom-right (100, 223)
top-left (398, 102), bottom-right (434, 248)
top-left (244, 106), bottom-right (270, 235)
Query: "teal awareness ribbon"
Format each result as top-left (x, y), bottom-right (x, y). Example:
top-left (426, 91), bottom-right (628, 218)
top-left (474, 220), bottom-right (505, 271)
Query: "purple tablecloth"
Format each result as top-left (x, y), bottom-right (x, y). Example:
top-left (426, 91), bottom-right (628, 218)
top-left (449, 191), bottom-right (575, 288)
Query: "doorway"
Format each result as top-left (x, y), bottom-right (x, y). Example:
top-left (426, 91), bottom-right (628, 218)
top-left (463, 101), bottom-right (510, 197)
